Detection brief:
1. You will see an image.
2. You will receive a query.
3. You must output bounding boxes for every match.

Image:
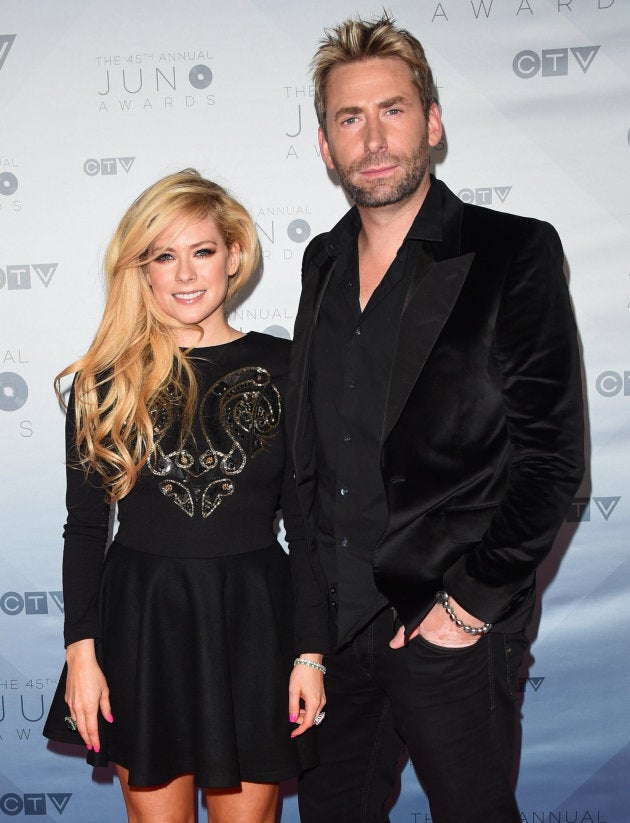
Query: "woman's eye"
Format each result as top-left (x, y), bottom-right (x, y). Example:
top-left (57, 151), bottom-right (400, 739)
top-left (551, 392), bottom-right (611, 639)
top-left (154, 252), bottom-right (173, 263)
top-left (195, 247), bottom-right (215, 257)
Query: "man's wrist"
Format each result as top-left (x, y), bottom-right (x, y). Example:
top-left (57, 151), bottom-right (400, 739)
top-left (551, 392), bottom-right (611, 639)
top-left (436, 591), bottom-right (492, 636)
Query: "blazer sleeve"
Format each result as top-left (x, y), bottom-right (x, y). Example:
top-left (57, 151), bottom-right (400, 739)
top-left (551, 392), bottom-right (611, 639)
top-left (443, 219), bottom-right (585, 624)
top-left (281, 238), bottom-right (332, 654)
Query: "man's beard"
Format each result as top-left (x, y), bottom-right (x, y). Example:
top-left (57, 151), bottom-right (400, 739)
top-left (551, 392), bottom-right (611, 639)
top-left (333, 136), bottom-right (429, 208)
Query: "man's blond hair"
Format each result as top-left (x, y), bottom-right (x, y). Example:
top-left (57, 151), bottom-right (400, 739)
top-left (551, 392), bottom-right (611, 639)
top-left (311, 12), bottom-right (436, 133)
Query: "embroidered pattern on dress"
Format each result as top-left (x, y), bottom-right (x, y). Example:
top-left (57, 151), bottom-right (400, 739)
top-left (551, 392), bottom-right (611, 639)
top-left (147, 366), bottom-right (281, 518)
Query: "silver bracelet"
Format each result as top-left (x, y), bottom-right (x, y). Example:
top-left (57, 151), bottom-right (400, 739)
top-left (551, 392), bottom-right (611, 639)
top-left (293, 657), bottom-right (327, 674)
top-left (437, 591), bottom-right (492, 636)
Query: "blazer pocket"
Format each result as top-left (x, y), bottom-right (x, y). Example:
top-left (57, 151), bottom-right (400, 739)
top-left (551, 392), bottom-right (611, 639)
top-left (443, 505), bottom-right (497, 543)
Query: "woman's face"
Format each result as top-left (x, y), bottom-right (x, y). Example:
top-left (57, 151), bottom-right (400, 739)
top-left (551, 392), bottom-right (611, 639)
top-left (145, 213), bottom-right (240, 346)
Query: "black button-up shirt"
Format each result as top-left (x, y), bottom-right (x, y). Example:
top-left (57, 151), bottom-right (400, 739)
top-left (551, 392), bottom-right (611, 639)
top-left (309, 182), bottom-right (444, 646)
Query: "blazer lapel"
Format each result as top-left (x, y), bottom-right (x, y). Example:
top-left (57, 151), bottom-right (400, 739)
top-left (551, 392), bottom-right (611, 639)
top-left (382, 250), bottom-right (475, 442)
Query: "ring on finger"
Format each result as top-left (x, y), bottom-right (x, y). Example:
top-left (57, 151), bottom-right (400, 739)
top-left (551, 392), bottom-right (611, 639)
top-left (314, 711), bottom-right (326, 726)
top-left (64, 716), bottom-right (79, 733)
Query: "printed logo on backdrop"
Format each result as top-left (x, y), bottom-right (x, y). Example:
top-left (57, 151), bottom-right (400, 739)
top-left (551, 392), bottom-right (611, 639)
top-left (0, 793), bottom-right (71, 816)
top-left (2, 669), bottom-right (62, 750)
top-left (0, 264), bottom-right (57, 290)
top-left (407, 809), bottom-right (608, 823)
top-left (0, 371), bottom-right (28, 412)
top-left (283, 84), bottom-right (316, 160)
top-left (0, 158), bottom-right (21, 213)
top-left (513, 46), bottom-right (600, 79)
top-left (518, 676), bottom-right (545, 693)
top-left (595, 370), bottom-right (630, 397)
top-left (95, 50), bottom-right (214, 112)
top-left (420, 1), bottom-right (615, 24)
top-left (566, 496), bottom-right (621, 523)
top-left (83, 156), bottom-right (135, 176)
top-left (0, 34), bottom-right (16, 73)
top-left (1, 352), bottom-right (33, 437)
top-left (255, 204), bottom-right (312, 265)
top-left (458, 187), bottom-right (511, 206)
top-left (0, 590), bottom-right (63, 615)
top-left (519, 812), bottom-right (608, 823)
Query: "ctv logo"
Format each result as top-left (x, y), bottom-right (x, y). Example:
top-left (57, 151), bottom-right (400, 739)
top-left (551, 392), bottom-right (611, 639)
top-left (0, 793), bottom-right (71, 815)
top-left (513, 46), bottom-right (600, 78)
top-left (83, 156), bottom-right (135, 176)
top-left (0, 263), bottom-right (58, 290)
top-left (566, 496), bottom-right (621, 523)
top-left (0, 591), bottom-right (64, 615)
top-left (458, 187), bottom-right (511, 206)
top-left (518, 676), bottom-right (545, 693)
top-left (0, 35), bottom-right (16, 73)
top-left (596, 370), bottom-right (630, 397)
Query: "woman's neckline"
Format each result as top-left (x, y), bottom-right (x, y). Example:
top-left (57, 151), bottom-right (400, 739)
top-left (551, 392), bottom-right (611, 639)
top-left (181, 331), bottom-right (251, 352)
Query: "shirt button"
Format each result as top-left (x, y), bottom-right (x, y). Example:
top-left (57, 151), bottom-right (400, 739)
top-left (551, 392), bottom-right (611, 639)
top-left (343, 433), bottom-right (352, 443)
top-left (340, 487), bottom-right (349, 496)
top-left (339, 538), bottom-right (348, 549)
top-left (354, 327), bottom-right (361, 336)
top-left (347, 381), bottom-right (356, 389)
top-left (330, 586), bottom-right (337, 593)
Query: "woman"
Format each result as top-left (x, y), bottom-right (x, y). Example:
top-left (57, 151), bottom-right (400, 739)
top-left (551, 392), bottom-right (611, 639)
top-left (44, 169), bottom-right (325, 823)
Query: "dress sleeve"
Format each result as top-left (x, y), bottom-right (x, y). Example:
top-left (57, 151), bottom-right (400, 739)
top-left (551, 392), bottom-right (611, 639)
top-left (62, 381), bottom-right (112, 646)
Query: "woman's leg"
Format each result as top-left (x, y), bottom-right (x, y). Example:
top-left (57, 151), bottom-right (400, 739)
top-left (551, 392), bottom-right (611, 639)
top-left (115, 766), bottom-right (196, 823)
top-left (205, 782), bottom-right (279, 823)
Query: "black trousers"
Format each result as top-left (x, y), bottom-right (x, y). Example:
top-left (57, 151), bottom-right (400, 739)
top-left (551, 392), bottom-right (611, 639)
top-left (298, 607), bottom-right (526, 823)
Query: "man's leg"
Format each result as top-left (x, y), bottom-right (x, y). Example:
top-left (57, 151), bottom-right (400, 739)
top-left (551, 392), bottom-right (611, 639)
top-left (298, 614), bottom-right (405, 823)
top-left (379, 627), bottom-right (526, 823)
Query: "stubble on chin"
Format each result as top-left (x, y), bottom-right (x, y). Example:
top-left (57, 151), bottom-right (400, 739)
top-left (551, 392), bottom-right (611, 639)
top-left (333, 139), bottom-right (429, 209)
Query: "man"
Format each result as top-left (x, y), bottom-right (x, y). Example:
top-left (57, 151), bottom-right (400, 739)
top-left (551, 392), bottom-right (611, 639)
top-left (286, 13), bottom-right (584, 823)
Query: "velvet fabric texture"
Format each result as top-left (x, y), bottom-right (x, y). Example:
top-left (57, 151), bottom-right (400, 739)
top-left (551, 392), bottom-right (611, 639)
top-left (286, 178), bottom-right (584, 644)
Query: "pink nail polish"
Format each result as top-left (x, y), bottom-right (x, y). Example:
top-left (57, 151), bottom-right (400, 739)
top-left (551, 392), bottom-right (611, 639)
top-left (289, 713), bottom-right (297, 723)
top-left (86, 745), bottom-right (93, 751)
top-left (107, 714), bottom-right (114, 723)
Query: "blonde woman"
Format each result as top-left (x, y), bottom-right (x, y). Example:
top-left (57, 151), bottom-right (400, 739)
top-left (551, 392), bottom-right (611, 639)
top-left (44, 169), bottom-right (326, 823)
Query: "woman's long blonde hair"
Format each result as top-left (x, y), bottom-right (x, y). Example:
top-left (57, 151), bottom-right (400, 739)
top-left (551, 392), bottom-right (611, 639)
top-left (58, 168), bottom-right (260, 502)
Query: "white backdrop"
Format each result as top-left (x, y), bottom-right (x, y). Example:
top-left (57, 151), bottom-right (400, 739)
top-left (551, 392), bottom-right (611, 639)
top-left (1, 1), bottom-right (629, 820)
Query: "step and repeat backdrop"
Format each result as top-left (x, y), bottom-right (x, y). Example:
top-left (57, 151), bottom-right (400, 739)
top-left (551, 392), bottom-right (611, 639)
top-left (1, 0), bottom-right (628, 820)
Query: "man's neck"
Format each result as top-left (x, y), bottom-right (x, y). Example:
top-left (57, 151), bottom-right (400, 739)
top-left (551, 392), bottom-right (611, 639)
top-left (354, 176), bottom-right (432, 310)
top-left (357, 174), bottom-right (431, 259)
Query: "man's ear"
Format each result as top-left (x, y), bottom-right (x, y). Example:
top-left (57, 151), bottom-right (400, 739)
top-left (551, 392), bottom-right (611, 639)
top-left (318, 127), bottom-right (336, 171)
top-left (427, 101), bottom-right (443, 149)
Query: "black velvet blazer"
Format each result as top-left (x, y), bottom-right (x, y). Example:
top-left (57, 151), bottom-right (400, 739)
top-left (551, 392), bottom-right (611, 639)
top-left (286, 179), bottom-right (584, 649)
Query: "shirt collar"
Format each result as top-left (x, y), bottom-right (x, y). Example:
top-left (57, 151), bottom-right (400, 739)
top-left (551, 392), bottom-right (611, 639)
top-left (324, 175), bottom-right (445, 258)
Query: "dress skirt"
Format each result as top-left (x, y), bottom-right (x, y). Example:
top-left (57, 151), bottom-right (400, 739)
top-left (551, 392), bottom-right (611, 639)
top-left (44, 540), bottom-right (312, 787)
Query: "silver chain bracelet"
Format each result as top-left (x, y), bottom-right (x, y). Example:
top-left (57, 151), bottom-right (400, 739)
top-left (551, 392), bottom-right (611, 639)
top-left (293, 657), bottom-right (327, 674)
top-left (437, 591), bottom-right (492, 636)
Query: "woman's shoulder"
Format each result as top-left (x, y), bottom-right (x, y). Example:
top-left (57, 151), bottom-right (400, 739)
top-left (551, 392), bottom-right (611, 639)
top-left (245, 331), bottom-right (291, 359)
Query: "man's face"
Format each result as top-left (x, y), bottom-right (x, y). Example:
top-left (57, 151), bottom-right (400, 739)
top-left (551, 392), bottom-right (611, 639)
top-left (318, 57), bottom-right (442, 209)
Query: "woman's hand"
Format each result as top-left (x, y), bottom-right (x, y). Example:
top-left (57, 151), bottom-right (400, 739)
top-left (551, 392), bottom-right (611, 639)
top-left (288, 654), bottom-right (326, 738)
top-left (64, 639), bottom-right (112, 752)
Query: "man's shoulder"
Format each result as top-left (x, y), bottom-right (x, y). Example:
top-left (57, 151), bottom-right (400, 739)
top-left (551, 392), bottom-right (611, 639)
top-left (457, 198), bottom-right (560, 256)
top-left (302, 206), bottom-right (358, 272)
top-left (460, 196), bottom-right (555, 236)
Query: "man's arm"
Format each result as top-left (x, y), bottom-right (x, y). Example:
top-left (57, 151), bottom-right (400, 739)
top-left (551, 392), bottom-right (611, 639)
top-left (443, 219), bottom-right (584, 624)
